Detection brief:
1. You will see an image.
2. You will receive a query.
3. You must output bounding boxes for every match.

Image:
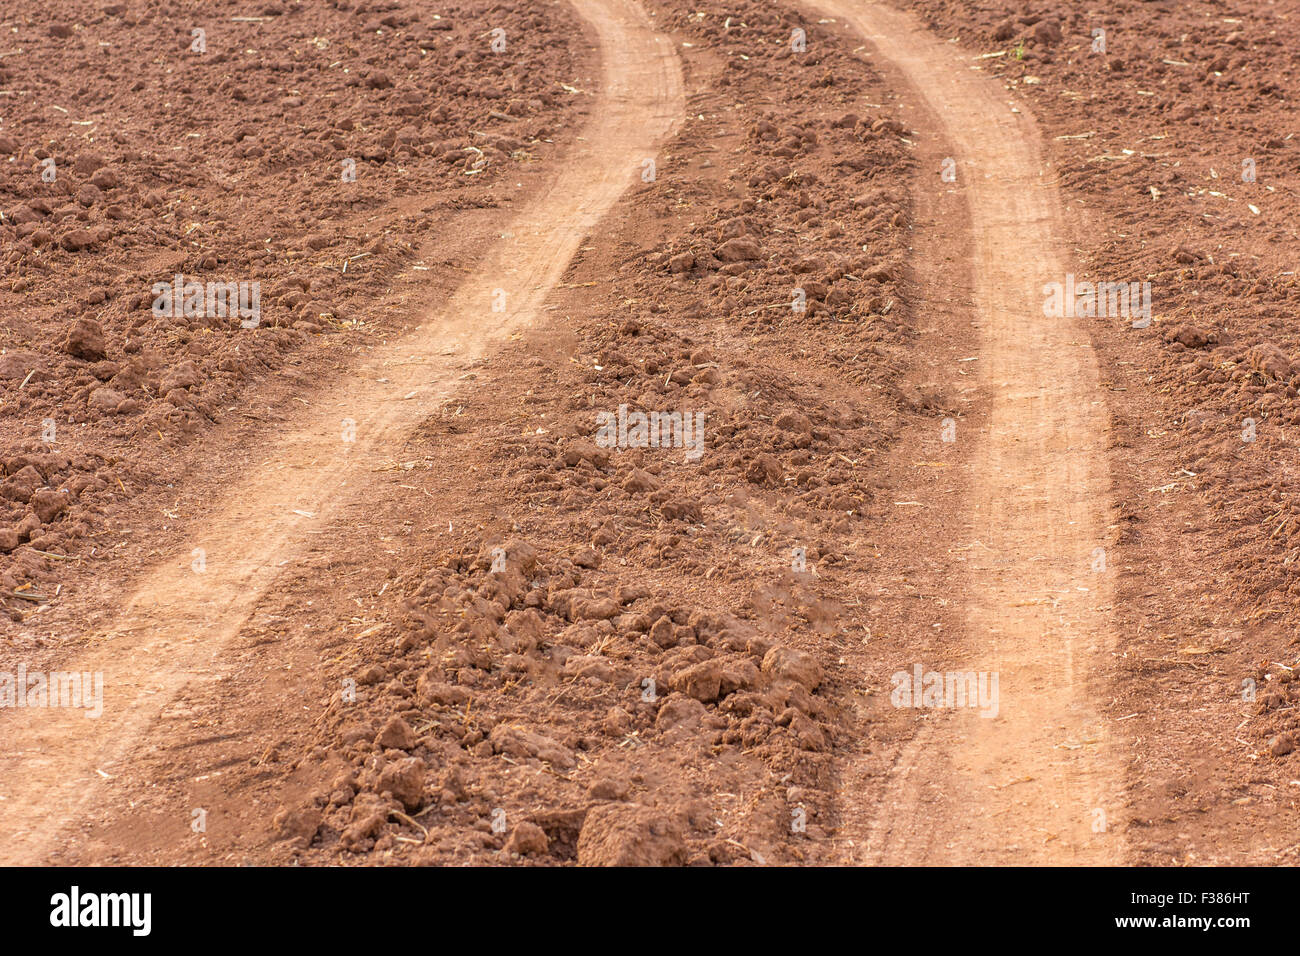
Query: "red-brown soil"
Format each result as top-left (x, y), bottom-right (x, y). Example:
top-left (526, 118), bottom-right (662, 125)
top-left (2, 0), bottom-right (1299, 869)
top-left (1, 0), bottom-right (587, 599)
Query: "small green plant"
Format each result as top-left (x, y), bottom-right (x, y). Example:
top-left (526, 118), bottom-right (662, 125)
top-left (1013, 39), bottom-right (1025, 60)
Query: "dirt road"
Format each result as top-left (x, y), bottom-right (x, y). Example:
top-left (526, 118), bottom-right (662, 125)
top-left (11, 0), bottom-right (1300, 867)
top-left (809, 0), bottom-right (1125, 863)
top-left (0, 0), bottom-right (683, 865)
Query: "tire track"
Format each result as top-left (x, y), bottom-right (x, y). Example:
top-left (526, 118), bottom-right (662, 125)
top-left (0, 0), bottom-right (683, 865)
top-left (807, 0), bottom-right (1126, 864)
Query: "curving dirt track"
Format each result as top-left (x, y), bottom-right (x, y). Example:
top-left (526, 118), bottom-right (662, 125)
top-left (0, 0), bottom-right (683, 866)
top-left (808, 0), bottom-right (1124, 864)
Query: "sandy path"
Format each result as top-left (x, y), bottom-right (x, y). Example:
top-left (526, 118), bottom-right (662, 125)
top-left (810, 0), bottom-right (1126, 864)
top-left (0, 0), bottom-right (683, 866)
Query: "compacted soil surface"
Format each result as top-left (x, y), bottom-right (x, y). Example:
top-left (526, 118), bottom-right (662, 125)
top-left (1, 0), bottom-right (1297, 867)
